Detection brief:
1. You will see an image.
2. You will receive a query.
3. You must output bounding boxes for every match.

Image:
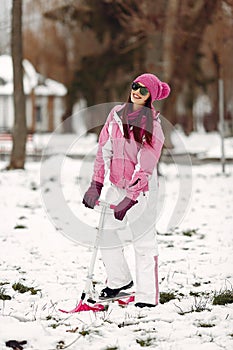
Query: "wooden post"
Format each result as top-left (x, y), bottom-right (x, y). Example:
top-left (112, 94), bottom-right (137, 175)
top-left (31, 88), bottom-right (36, 132)
top-left (47, 95), bottom-right (54, 132)
top-left (218, 79), bottom-right (225, 173)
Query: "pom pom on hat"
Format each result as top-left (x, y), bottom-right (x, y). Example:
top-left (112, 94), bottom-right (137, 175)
top-left (134, 73), bottom-right (170, 102)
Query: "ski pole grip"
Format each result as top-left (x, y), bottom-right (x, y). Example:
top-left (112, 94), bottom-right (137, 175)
top-left (95, 200), bottom-right (115, 210)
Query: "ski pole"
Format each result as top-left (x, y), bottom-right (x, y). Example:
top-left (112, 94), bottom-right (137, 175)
top-left (59, 201), bottom-right (116, 312)
top-left (81, 201), bottom-right (115, 301)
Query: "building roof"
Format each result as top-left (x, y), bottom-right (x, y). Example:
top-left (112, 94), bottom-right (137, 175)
top-left (0, 55), bottom-right (67, 96)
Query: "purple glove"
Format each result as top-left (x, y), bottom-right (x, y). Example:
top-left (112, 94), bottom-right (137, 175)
top-left (114, 197), bottom-right (138, 221)
top-left (82, 181), bottom-right (103, 209)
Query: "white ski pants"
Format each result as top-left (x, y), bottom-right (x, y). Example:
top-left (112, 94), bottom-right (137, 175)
top-left (100, 184), bottom-right (159, 305)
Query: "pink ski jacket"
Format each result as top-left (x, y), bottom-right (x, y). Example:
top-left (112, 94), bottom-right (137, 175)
top-left (92, 104), bottom-right (165, 201)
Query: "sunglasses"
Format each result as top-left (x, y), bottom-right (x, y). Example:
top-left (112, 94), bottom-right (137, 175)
top-left (131, 82), bottom-right (149, 96)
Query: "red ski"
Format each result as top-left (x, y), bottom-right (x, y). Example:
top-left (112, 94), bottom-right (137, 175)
top-left (59, 292), bottom-right (135, 313)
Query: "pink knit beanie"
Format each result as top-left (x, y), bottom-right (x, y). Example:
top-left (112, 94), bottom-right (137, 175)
top-left (134, 73), bottom-right (170, 102)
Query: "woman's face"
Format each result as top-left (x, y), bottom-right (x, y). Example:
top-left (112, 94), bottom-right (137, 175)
top-left (130, 82), bottom-right (150, 106)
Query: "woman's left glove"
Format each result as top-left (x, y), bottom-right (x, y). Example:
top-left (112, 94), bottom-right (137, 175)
top-left (114, 197), bottom-right (138, 221)
top-left (82, 181), bottom-right (103, 209)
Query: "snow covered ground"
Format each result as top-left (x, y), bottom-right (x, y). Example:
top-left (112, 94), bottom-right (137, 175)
top-left (0, 132), bottom-right (233, 350)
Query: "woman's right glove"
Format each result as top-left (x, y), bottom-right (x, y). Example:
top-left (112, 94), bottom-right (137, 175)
top-left (82, 181), bottom-right (103, 209)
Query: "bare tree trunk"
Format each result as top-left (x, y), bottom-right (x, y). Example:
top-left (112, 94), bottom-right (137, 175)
top-left (162, 0), bottom-right (179, 148)
top-left (163, 0), bottom-right (179, 83)
top-left (162, 0), bottom-right (219, 146)
top-left (8, 0), bottom-right (27, 170)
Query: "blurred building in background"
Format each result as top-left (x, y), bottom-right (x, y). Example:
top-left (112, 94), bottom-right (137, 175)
top-left (0, 55), bottom-right (67, 133)
top-left (0, 0), bottom-right (11, 55)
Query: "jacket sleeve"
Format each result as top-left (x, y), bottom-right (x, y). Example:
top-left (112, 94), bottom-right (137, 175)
top-left (92, 109), bottom-right (114, 184)
top-left (126, 121), bottom-right (165, 200)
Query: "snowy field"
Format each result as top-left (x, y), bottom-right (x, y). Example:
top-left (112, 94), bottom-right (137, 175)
top-left (0, 132), bottom-right (233, 350)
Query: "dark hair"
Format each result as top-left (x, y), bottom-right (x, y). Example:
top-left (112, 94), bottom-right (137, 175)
top-left (119, 94), bottom-right (154, 146)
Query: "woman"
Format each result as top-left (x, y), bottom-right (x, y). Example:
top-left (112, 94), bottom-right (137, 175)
top-left (83, 73), bottom-right (170, 308)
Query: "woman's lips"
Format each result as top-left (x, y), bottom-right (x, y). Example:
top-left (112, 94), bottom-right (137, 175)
top-left (132, 93), bottom-right (141, 99)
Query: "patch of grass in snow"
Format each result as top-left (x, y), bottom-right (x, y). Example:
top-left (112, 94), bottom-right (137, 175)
top-left (14, 224), bottom-right (28, 229)
top-left (118, 314), bottom-right (147, 328)
top-left (0, 281), bottom-right (10, 286)
top-left (12, 282), bottom-right (41, 295)
top-left (182, 228), bottom-right (198, 237)
top-left (133, 327), bottom-right (157, 335)
top-left (56, 340), bottom-right (65, 349)
top-left (176, 296), bottom-right (211, 315)
top-left (78, 327), bottom-right (100, 337)
top-left (190, 291), bottom-right (201, 297)
top-left (212, 289), bottom-right (233, 305)
top-left (66, 327), bottom-right (79, 333)
top-left (79, 329), bottom-right (90, 336)
top-left (48, 317), bottom-right (70, 330)
top-left (103, 347), bottom-right (118, 350)
top-left (191, 298), bottom-right (211, 313)
top-left (198, 322), bottom-right (215, 328)
top-left (157, 231), bottom-right (173, 236)
top-left (14, 266), bottom-right (26, 274)
top-left (49, 323), bottom-right (60, 329)
top-left (190, 290), bottom-right (212, 298)
top-left (46, 315), bottom-right (60, 322)
top-left (30, 181), bottom-right (38, 190)
top-left (166, 243), bottom-right (174, 248)
top-left (159, 292), bottom-right (177, 304)
top-left (193, 282), bottom-right (201, 287)
top-left (0, 287), bottom-right (11, 300)
top-left (166, 228), bottom-right (205, 239)
top-left (136, 337), bottom-right (155, 347)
